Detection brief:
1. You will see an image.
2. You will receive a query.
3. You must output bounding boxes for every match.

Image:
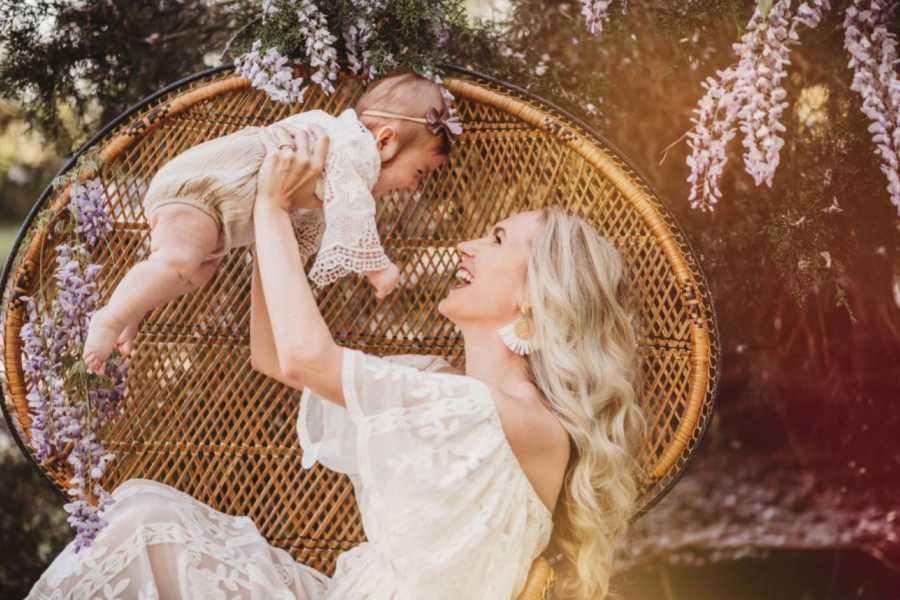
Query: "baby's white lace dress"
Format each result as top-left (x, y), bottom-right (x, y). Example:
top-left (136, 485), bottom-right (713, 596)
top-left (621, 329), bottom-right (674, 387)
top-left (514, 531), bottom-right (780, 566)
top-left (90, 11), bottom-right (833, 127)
top-left (280, 108), bottom-right (391, 289)
top-left (25, 349), bottom-right (554, 600)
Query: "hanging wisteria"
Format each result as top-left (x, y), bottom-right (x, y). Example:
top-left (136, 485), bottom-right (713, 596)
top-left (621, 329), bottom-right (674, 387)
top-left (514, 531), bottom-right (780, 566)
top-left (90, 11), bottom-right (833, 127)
top-left (580, 0), bottom-right (617, 36)
top-left (684, 0), bottom-right (831, 212)
top-left (345, 18), bottom-right (377, 81)
top-left (673, 0), bottom-right (900, 215)
top-left (296, 0), bottom-right (340, 96)
top-left (235, 41), bottom-right (307, 104)
top-left (19, 177), bottom-right (128, 552)
top-left (233, 0), bottom-right (463, 112)
top-left (843, 0), bottom-right (900, 214)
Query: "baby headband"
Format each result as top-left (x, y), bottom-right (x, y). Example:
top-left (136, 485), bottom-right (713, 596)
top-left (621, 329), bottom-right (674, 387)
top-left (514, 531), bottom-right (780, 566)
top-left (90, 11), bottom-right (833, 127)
top-left (360, 107), bottom-right (463, 141)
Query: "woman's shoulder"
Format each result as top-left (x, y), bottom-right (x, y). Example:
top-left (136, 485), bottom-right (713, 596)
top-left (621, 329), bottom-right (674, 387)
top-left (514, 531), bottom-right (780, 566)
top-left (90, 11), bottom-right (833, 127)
top-left (489, 383), bottom-right (569, 515)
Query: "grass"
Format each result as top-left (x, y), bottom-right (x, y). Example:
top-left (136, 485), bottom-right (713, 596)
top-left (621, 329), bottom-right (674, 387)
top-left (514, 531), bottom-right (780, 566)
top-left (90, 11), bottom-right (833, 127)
top-left (0, 223), bottom-right (21, 266)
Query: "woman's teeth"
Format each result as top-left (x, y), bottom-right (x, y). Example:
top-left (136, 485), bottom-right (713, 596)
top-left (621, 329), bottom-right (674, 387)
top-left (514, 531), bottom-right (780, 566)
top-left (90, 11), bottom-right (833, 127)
top-left (451, 267), bottom-right (474, 289)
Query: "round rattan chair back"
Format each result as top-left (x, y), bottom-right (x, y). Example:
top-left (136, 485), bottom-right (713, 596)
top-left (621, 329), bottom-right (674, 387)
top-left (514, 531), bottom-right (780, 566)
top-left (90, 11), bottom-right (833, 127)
top-left (0, 66), bottom-right (719, 597)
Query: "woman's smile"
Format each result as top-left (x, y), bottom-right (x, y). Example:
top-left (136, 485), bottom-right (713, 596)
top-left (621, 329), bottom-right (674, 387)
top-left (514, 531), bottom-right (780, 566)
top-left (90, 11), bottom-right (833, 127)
top-left (450, 265), bottom-right (474, 290)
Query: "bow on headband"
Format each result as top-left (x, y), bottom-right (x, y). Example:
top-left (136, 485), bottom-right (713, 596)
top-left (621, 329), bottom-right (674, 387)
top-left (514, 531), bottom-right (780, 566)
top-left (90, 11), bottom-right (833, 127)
top-left (424, 106), bottom-right (464, 140)
top-left (360, 107), bottom-right (464, 141)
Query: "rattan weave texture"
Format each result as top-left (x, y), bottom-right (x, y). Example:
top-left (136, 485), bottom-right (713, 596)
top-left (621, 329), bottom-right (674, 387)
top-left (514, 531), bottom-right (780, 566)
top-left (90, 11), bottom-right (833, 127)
top-left (0, 66), bottom-right (719, 596)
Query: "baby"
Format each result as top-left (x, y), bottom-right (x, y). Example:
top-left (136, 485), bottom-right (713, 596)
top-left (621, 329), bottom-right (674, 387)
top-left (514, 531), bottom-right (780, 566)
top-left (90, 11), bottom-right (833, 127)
top-left (83, 72), bottom-right (460, 375)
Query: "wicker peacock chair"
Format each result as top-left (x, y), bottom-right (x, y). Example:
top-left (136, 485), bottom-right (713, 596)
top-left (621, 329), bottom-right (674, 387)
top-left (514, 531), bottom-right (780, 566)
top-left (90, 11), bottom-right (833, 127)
top-left (0, 65), bottom-right (720, 599)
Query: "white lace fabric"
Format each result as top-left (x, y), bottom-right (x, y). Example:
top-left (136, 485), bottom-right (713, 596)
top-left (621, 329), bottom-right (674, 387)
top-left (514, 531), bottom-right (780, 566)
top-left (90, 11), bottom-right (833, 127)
top-left (299, 349), bottom-right (554, 599)
top-left (27, 349), bottom-right (553, 600)
top-left (276, 108), bottom-right (391, 289)
top-left (26, 479), bottom-right (330, 600)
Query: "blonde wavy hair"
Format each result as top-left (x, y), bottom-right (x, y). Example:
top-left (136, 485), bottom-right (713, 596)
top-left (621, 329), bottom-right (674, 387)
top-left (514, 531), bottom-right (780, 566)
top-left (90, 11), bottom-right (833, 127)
top-left (525, 205), bottom-right (648, 600)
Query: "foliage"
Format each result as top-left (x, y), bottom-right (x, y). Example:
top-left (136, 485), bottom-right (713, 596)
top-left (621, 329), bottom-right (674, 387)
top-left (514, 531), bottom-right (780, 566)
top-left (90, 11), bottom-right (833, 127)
top-left (236, 0), bottom-right (472, 81)
top-left (0, 445), bottom-right (71, 598)
top-left (0, 0), bottom-right (259, 153)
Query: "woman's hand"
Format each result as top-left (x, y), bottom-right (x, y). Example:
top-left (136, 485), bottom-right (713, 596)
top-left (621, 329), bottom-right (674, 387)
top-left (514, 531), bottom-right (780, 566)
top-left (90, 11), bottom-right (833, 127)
top-left (257, 123), bottom-right (330, 211)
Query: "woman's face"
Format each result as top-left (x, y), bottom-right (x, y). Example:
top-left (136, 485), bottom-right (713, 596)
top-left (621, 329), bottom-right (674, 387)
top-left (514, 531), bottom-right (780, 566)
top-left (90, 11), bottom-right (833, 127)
top-left (438, 210), bottom-right (544, 327)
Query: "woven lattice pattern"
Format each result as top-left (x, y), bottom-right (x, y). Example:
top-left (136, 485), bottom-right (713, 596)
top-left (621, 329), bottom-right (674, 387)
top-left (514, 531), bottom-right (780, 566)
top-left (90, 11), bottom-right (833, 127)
top-left (0, 67), bottom-right (719, 589)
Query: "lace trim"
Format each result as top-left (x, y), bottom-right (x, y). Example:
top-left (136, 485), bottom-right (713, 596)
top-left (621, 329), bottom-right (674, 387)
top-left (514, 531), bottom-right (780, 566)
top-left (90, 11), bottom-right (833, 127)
top-left (290, 208), bottom-right (326, 263)
top-left (306, 139), bottom-right (389, 288)
top-left (308, 238), bottom-right (392, 288)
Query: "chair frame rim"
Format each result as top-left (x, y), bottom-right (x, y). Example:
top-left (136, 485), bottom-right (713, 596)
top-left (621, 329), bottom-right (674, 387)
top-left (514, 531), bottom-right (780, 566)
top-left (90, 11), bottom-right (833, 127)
top-left (0, 63), bottom-right (720, 522)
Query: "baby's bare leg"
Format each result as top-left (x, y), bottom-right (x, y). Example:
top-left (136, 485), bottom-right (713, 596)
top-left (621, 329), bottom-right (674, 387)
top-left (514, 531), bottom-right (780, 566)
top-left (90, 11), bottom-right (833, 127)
top-left (114, 253), bottom-right (221, 357)
top-left (83, 204), bottom-right (222, 374)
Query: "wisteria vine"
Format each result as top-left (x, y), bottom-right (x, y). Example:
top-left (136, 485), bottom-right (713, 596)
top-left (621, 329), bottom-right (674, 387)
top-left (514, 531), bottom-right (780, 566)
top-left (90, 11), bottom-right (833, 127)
top-left (235, 41), bottom-right (307, 104)
top-left (580, 0), bottom-right (627, 37)
top-left (297, 0), bottom-right (341, 96)
top-left (683, 0), bottom-right (831, 211)
top-left (682, 0), bottom-right (900, 215)
top-left (843, 0), bottom-right (900, 214)
top-left (19, 177), bottom-right (128, 552)
top-left (576, 1), bottom-right (899, 215)
top-left (234, 0), bottom-right (460, 116)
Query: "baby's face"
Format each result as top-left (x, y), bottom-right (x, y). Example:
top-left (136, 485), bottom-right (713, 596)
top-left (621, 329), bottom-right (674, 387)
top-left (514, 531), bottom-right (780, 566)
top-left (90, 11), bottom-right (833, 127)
top-left (372, 145), bottom-right (447, 199)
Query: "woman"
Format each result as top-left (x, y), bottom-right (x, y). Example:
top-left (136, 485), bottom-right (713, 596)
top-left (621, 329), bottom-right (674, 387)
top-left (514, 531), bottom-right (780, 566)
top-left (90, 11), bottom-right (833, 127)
top-left (26, 123), bottom-right (646, 600)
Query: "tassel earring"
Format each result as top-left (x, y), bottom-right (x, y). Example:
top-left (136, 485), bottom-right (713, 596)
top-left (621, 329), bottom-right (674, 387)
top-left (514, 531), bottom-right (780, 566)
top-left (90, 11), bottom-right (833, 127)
top-left (497, 310), bottom-right (535, 356)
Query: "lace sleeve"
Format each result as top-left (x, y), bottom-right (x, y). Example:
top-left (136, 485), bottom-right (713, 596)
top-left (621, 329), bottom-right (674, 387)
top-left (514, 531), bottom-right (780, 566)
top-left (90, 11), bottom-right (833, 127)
top-left (296, 352), bottom-right (454, 472)
top-left (306, 151), bottom-right (391, 289)
top-left (290, 208), bottom-right (325, 264)
top-left (341, 348), bottom-right (471, 421)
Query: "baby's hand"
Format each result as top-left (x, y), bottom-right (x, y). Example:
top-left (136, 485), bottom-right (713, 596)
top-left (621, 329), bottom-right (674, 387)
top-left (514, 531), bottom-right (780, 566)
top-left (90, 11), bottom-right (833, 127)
top-left (365, 263), bottom-right (400, 300)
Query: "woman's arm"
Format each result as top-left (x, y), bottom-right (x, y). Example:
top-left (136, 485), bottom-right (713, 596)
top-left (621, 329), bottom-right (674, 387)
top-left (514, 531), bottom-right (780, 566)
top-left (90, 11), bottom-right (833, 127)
top-left (249, 251), bottom-right (294, 385)
top-left (250, 124), bottom-right (346, 407)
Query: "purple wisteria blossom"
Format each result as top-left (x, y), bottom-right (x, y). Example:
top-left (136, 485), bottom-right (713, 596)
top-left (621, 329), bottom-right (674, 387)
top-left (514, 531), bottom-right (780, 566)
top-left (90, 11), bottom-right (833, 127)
top-left (19, 189), bottom-right (128, 551)
top-left (297, 0), bottom-right (340, 96)
top-left (737, 1), bottom-right (830, 189)
top-left (19, 297), bottom-right (65, 462)
top-left (53, 244), bottom-right (102, 349)
top-left (843, 0), bottom-right (900, 216)
top-left (344, 17), bottom-right (377, 81)
top-left (235, 41), bottom-right (306, 105)
top-left (65, 430), bottom-right (118, 552)
top-left (351, 0), bottom-right (386, 11)
top-left (686, 0), bottom-right (830, 211)
top-left (70, 178), bottom-right (112, 247)
top-left (240, 1), bottom-right (344, 102)
top-left (345, 0), bottom-right (390, 82)
top-left (581, 0), bottom-right (615, 36)
top-left (686, 73), bottom-right (741, 211)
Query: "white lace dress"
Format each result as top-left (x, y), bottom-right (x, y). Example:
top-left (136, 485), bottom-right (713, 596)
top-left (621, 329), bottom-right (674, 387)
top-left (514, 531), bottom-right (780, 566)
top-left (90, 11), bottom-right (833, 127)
top-left (26, 349), bottom-right (554, 600)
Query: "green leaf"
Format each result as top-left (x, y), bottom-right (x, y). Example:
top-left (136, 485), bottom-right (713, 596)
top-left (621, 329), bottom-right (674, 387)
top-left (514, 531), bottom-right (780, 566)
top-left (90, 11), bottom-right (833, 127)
top-left (61, 354), bottom-right (77, 370)
top-left (66, 358), bottom-right (89, 379)
top-left (757, 0), bottom-right (774, 19)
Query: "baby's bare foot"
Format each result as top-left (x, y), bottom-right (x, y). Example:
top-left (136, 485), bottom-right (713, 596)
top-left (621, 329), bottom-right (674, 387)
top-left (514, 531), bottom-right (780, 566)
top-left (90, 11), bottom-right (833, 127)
top-left (115, 321), bottom-right (140, 357)
top-left (83, 307), bottom-right (126, 375)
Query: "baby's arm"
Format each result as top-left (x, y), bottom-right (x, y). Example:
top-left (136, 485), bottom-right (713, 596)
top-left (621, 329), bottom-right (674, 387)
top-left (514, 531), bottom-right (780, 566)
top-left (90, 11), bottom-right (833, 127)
top-left (307, 152), bottom-right (397, 296)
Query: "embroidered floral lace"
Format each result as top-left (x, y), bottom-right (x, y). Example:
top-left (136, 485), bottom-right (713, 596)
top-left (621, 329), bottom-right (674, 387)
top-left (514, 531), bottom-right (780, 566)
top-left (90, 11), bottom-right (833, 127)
top-left (280, 108), bottom-right (391, 289)
top-left (27, 349), bottom-right (553, 600)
